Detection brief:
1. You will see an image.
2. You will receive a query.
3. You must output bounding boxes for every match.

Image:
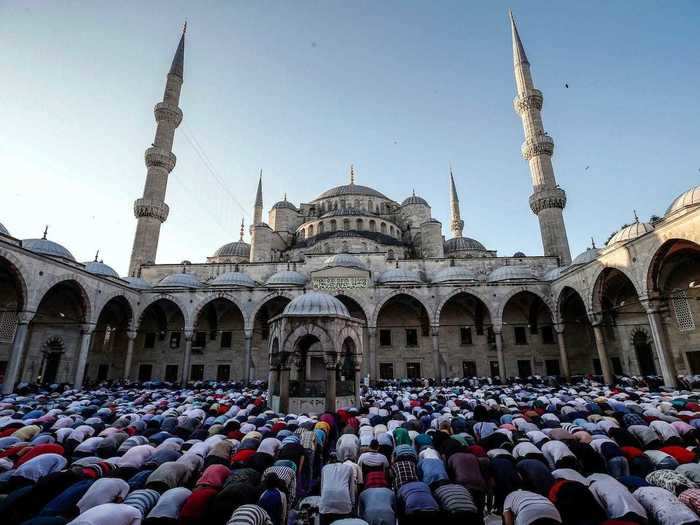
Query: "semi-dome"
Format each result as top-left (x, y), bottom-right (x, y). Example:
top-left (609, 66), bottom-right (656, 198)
top-left (323, 253), bottom-right (367, 270)
top-left (23, 238), bottom-right (75, 261)
top-left (488, 265), bottom-right (539, 282)
top-left (283, 291), bottom-right (350, 318)
top-left (444, 237), bottom-right (487, 253)
top-left (83, 260), bottom-right (119, 278)
top-left (571, 246), bottom-right (600, 266)
top-left (666, 185), bottom-right (700, 216)
top-left (315, 184), bottom-right (387, 201)
top-left (607, 220), bottom-right (654, 247)
top-left (123, 276), bottom-right (152, 289)
top-left (266, 270), bottom-right (307, 287)
top-left (376, 268), bottom-right (423, 285)
top-left (0, 223), bottom-right (9, 236)
top-left (433, 266), bottom-right (478, 284)
top-left (157, 272), bottom-right (202, 288)
top-left (401, 192), bottom-right (428, 206)
top-left (210, 271), bottom-right (256, 287)
top-left (212, 240), bottom-right (251, 258)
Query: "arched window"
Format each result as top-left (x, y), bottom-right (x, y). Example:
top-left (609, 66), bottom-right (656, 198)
top-left (319, 221), bottom-right (325, 234)
top-left (362, 242), bottom-right (368, 252)
top-left (330, 220), bottom-right (337, 232)
top-left (390, 226), bottom-right (394, 236)
top-left (340, 199), bottom-right (346, 208)
top-left (334, 201), bottom-right (339, 210)
top-left (308, 224), bottom-right (314, 237)
top-left (342, 241), bottom-right (349, 253)
top-left (299, 229), bottom-right (305, 239)
top-left (343, 219), bottom-right (351, 231)
top-left (356, 219), bottom-right (363, 230)
top-left (380, 222), bottom-right (387, 234)
top-left (354, 199), bottom-right (360, 208)
top-left (368, 199), bottom-right (373, 212)
top-left (369, 220), bottom-right (376, 232)
top-left (323, 242), bottom-right (330, 253)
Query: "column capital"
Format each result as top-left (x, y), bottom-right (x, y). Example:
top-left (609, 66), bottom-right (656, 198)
top-left (244, 328), bottom-right (254, 339)
top-left (553, 322), bottom-right (565, 334)
top-left (588, 311), bottom-right (604, 326)
top-left (639, 295), bottom-right (665, 315)
top-left (367, 326), bottom-right (377, 337)
top-left (80, 323), bottom-right (96, 335)
top-left (126, 329), bottom-right (138, 341)
top-left (492, 324), bottom-right (503, 335)
top-left (17, 311), bottom-right (35, 324)
top-left (431, 325), bottom-right (440, 337)
top-left (183, 329), bottom-right (194, 341)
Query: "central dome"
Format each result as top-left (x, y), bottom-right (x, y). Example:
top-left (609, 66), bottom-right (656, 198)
top-left (283, 292), bottom-right (350, 318)
top-left (314, 183), bottom-right (387, 201)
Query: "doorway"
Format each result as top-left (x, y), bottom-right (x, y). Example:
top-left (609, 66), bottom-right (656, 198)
top-left (633, 332), bottom-right (656, 376)
top-left (43, 353), bottom-right (61, 384)
top-left (517, 359), bottom-right (532, 378)
top-left (462, 360), bottom-right (477, 378)
top-left (406, 362), bottom-right (421, 379)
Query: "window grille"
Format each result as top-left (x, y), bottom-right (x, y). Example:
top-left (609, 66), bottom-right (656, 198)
top-left (0, 311), bottom-right (18, 343)
top-left (672, 289), bottom-right (695, 332)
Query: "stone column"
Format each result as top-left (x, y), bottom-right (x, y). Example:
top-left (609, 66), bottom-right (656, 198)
top-left (268, 366), bottom-right (279, 396)
top-left (431, 325), bottom-right (441, 381)
top-left (73, 323), bottom-right (95, 389)
top-left (123, 330), bottom-right (137, 381)
top-left (554, 323), bottom-right (570, 379)
top-left (592, 321), bottom-right (614, 385)
top-left (367, 327), bottom-right (377, 383)
top-left (243, 329), bottom-right (253, 383)
top-left (325, 364), bottom-right (337, 412)
top-left (278, 367), bottom-right (290, 412)
top-left (2, 311), bottom-right (34, 394)
top-left (494, 328), bottom-right (506, 381)
top-left (180, 330), bottom-right (193, 385)
top-left (644, 301), bottom-right (678, 388)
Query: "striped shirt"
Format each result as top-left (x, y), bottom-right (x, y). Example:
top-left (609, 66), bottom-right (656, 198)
top-left (263, 465), bottom-right (297, 504)
top-left (123, 488), bottom-right (160, 516)
top-left (227, 504), bottom-right (273, 525)
top-left (433, 483), bottom-right (477, 514)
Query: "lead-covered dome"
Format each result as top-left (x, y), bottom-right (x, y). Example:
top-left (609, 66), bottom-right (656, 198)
top-left (210, 271), bottom-right (256, 287)
top-left (607, 221), bottom-right (654, 247)
top-left (571, 246), bottom-right (600, 266)
top-left (272, 199), bottom-right (297, 211)
top-left (212, 240), bottom-right (250, 259)
top-left (444, 237), bottom-right (487, 253)
top-left (84, 260), bottom-right (119, 278)
top-left (123, 276), bottom-right (152, 289)
top-left (488, 265), bottom-right (539, 282)
top-left (266, 270), bottom-right (307, 287)
top-left (666, 186), bottom-right (700, 216)
top-left (433, 265), bottom-right (478, 284)
top-left (376, 268), bottom-right (423, 285)
top-left (323, 253), bottom-right (367, 270)
top-left (315, 183), bottom-right (387, 201)
top-left (283, 292), bottom-right (350, 318)
top-left (401, 193), bottom-right (428, 206)
top-left (23, 238), bottom-right (75, 261)
top-left (157, 272), bottom-right (202, 288)
top-left (0, 223), bottom-right (9, 236)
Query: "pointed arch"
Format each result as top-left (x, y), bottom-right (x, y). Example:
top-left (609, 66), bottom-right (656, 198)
top-left (0, 249), bottom-right (31, 312)
top-left (496, 287), bottom-right (553, 326)
top-left (370, 290), bottom-right (433, 327)
top-left (435, 289), bottom-right (495, 326)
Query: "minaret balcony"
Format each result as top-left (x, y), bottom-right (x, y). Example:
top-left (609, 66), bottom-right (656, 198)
top-left (134, 198), bottom-right (170, 223)
top-left (529, 187), bottom-right (567, 214)
top-left (521, 134), bottom-right (554, 160)
top-left (154, 102), bottom-right (183, 127)
top-left (145, 147), bottom-right (177, 172)
top-left (513, 89), bottom-right (543, 114)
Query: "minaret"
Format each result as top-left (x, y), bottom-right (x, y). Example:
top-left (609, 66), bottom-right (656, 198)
top-left (449, 167), bottom-right (464, 238)
top-left (128, 25), bottom-right (186, 276)
top-left (253, 171), bottom-right (263, 225)
top-left (510, 12), bottom-right (572, 265)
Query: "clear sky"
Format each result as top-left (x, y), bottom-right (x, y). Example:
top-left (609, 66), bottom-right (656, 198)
top-left (1, 1), bottom-right (698, 275)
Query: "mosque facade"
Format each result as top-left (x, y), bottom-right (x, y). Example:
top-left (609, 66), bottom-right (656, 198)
top-left (0, 15), bottom-right (699, 396)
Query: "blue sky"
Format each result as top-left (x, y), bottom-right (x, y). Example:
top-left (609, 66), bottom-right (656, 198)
top-left (1, 1), bottom-right (698, 274)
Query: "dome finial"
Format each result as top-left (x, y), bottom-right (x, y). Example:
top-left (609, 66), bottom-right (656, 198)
top-left (283, 192), bottom-right (287, 201)
top-left (633, 209), bottom-right (639, 223)
top-left (240, 218), bottom-right (245, 241)
top-left (94, 249), bottom-right (100, 262)
top-left (412, 188), bottom-right (415, 197)
top-left (591, 237), bottom-right (596, 249)
top-left (42, 225), bottom-right (48, 240)
top-left (349, 164), bottom-right (355, 185)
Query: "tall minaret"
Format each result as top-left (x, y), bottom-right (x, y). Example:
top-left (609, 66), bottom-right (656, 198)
top-left (128, 25), bottom-right (186, 276)
top-left (449, 167), bottom-right (464, 238)
top-left (253, 170), bottom-right (263, 225)
top-left (510, 12), bottom-right (571, 265)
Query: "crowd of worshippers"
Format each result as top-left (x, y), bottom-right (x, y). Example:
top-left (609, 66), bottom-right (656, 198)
top-left (2, 381), bottom-right (700, 525)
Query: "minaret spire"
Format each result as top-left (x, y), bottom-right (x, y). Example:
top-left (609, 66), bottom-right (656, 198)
top-left (128, 26), bottom-right (186, 276)
top-left (510, 12), bottom-right (572, 265)
top-left (239, 218), bottom-right (245, 241)
top-left (449, 166), bottom-right (464, 238)
top-left (253, 170), bottom-right (263, 225)
top-left (349, 164), bottom-right (355, 185)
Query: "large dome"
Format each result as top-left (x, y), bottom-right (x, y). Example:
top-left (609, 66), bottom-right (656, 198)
top-left (666, 186), bottom-right (700, 216)
top-left (0, 223), bottom-right (9, 236)
top-left (445, 237), bottom-right (487, 253)
top-left (266, 270), bottom-right (307, 287)
top-left (23, 238), bottom-right (75, 261)
top-left (376, 268), bottom-right (423, 285)
top-left (83, 260), bottom-right (119, 278)
top-left (283, 292), bottom-right (350, 318)
top-left (315, 183), bottom-right (387, 201)
top-left (433, 266), bottom-right (478, 284)
top-left (323, 253), bottom-right (367, 270)
top-left (157, 272), bottom-right (202, 288)
top-left (488, 265), bottom-right (539, 282)
top-left (212, 240), bottom-right (250, 259)
top-left (607, 221), bottom-right (654, 247)
top-left (210, 271), bottom-right (256, 287)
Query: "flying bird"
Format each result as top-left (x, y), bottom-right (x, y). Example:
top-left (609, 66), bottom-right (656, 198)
top-left (564, 83), bottom-right (569, 88)
top-left (585, 166), bottom-right (590, 170)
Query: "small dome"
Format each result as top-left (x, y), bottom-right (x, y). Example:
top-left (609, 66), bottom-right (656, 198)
top-left (401, 193), bottom-right (428, 206)
top-left (607, 221), bottom-right (654, 247)
top-left (433, 266), bottom-right (478, 284)
top-left (157, 272), bottom-right (202, 288)
top-left (272, 199), bottom-right (298, 211)
top-left (571, 246), bottom-right (600, 266)
top-left (210, 271), bottom-right (256, 287)
top-left (0, 223), bottom-right (9, 236)
top-left (283, 292), bottom-right (350, 317)
top-left (23, 238), bottom-right (75, 261)
top-left (213, 240), bottom-right (251, 258)
top-left (666, 186), bottom-right (700, 216)
top-left (266, 270), bottom-right (307, 287)
top-left (83, 260), bottom-right (119, 278)
top-left (444, 237), bottom-right (487, 253)
top-left (544, 267), bottom-right (567, 281)
top-left (488, 265), bottom-right (539, 282)
top-left (376, 268), bottom-right (423, 285)
top-left (323, 253), bottom-right (367, 270)
top-left (513, 251), bottom-right (526, 258)
top-left (123, 276), bottom-right (152, 289)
